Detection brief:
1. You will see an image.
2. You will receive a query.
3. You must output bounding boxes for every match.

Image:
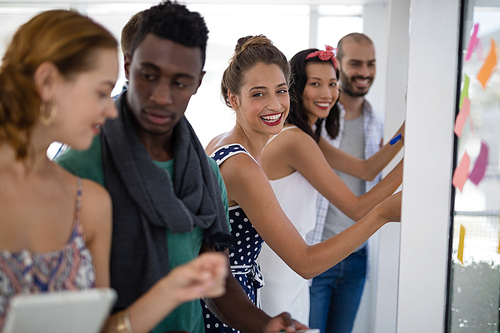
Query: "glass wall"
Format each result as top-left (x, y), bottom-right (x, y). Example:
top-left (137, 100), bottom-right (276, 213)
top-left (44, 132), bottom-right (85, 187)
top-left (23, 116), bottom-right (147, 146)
top-left (448, 2), bottom-right (500, 332)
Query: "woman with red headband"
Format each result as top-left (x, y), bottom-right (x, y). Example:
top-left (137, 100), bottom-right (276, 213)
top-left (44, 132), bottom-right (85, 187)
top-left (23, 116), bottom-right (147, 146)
top-left (256, 46), bottom-right (404, 323)
top-left (203, 37), bottom-right (403, 333)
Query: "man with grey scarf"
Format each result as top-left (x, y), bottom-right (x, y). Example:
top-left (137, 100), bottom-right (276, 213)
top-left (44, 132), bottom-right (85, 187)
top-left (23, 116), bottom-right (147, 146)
top-left (56, 2), bottom-right (307, 333)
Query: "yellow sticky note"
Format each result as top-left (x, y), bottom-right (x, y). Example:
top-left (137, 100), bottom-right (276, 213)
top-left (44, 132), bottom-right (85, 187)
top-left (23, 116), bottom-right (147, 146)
top-left (497, 228), bottom-right (500, 254)
top-left (476, 39), bottom-right (497, 89)
top-left (458, 224), bottom-right (465, 265)
top-left (498, 208), bottom-right (500, 254)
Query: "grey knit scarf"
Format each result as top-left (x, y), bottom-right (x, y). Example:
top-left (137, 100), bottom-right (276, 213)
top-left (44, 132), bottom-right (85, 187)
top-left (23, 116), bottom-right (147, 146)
top-left (101, 92), bottom-right (232, 311)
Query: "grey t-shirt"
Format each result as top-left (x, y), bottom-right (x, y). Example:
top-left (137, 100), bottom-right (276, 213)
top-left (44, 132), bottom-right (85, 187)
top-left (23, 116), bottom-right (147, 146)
top-left (321, 115), bottom-right (367, 252)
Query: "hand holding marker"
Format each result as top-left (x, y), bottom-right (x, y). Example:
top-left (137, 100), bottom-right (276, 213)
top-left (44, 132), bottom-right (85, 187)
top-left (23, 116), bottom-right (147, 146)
top-left (390, 133), bottom-right (402, 145)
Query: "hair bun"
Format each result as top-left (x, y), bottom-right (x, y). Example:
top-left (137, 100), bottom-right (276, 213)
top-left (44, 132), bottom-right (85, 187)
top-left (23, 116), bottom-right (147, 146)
top-left (234, 35), bottom-right (272, 54)
top-left (221, 34), bottom-right (289, 109)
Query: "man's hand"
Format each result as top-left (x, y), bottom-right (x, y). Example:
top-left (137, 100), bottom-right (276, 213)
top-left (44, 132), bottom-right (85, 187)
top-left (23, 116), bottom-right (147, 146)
top-left (166, 252), bottom-right (229, 304)
top-left (264, 312), bottom-right (309, 333)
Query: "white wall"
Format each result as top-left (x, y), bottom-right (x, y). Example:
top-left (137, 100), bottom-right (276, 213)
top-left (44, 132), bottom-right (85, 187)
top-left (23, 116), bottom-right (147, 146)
top-left (372, 0), bottom-right (410, 332)
top-left (357, 0), bottom-right (462, 331)
top-left (353, 1), bottom-right (410, 333)
top-left (397, 0), bottom-right (460, 331)
top-left (352, 3), bottom-right (391, 333)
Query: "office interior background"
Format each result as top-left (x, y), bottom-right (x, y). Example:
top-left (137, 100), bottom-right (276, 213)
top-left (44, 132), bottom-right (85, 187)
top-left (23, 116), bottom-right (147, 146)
top-left (0, 0), bottom-right (499, 332)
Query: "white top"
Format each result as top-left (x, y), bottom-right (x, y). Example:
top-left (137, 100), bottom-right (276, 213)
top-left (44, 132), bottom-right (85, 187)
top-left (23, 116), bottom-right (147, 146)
top-left (257, 126), bottom-right (318, 324)
top-left (268, 170), bottom-right (318, 239)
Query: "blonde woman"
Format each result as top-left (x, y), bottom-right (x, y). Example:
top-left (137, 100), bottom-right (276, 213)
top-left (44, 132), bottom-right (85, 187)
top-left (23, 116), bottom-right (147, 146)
top-left (0, 10), bottom-right (228, 333)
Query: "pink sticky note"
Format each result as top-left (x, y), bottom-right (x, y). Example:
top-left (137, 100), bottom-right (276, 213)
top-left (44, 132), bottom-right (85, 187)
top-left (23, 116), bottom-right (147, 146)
top-left (453, 152), bottom-right (470, 192)
top-left (477, 39), bottom-right (497, 89)
top-left (465, 23), bottom-right (479, 61)
top-left (469, 141), bottom-right (489, 186)
top-left (454, 96), bottom-right (470, 137)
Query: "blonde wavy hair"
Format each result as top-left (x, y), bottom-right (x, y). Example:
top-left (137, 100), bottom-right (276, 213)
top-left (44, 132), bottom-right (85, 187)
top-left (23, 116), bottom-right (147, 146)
top-left (0, 10), bottom-right (117, 160)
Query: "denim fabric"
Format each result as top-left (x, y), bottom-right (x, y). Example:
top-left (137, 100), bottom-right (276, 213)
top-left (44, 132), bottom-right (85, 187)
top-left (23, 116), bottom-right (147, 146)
top-left (309, 247), bottom-right (367, 333)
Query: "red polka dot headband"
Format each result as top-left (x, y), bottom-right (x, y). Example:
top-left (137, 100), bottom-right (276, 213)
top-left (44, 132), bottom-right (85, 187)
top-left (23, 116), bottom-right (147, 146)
top-left (305, 45), bottom-right (338, 70)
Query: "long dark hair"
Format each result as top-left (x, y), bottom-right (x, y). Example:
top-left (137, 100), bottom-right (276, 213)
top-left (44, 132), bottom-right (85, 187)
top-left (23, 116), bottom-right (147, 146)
top-left (288, 48), bottom-right (340, 142)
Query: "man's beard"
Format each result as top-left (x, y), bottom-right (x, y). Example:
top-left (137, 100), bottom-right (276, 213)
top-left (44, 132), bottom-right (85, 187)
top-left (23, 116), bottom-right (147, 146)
top-left (340, 70), bottom-right (373, 98)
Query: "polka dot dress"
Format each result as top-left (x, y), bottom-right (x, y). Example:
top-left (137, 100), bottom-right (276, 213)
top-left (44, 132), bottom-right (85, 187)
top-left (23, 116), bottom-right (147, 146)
top-left (202, 144), bottom-right (265, 333)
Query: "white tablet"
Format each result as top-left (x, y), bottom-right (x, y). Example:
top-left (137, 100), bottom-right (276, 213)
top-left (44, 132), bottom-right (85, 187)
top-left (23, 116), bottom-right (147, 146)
top-left (3, 288), bottom-right (117, 333)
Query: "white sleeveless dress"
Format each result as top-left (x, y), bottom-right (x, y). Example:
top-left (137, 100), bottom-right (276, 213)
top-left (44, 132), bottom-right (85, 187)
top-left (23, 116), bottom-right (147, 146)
top-left (257, 126), bottom-right (318, 324)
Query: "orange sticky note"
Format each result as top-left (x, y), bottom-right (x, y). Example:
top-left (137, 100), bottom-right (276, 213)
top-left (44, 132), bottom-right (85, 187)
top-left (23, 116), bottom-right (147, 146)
top-left (452, 152), bottom-right (470, 192)
top-left (454, 96), bottom-right (470, 137)
top-left (477, 39), bottom-right (497, 88)
top-left (458, 224), bottom-right (465, 265)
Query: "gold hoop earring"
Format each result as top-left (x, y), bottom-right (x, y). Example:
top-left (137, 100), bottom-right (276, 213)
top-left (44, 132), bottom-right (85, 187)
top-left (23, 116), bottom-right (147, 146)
top-left (39, 102), bottom-right (57, 126)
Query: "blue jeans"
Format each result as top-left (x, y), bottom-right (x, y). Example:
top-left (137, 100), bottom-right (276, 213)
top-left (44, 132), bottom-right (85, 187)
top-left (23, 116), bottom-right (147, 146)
top-left (309, 247), bottom-right (367, 333)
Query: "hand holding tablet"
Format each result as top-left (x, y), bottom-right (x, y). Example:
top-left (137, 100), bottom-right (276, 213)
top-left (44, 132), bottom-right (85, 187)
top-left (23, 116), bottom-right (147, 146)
top-left (3, 288), bottom-right (116, 333)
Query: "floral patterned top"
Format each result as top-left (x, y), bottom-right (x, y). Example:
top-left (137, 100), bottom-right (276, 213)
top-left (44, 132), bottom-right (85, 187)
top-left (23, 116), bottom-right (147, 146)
top-left (0, 177), bottom-right (96, 329)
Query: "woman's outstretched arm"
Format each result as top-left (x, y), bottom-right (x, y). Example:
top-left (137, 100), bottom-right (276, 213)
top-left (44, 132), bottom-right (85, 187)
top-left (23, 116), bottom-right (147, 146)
top-left (221, 151), bottom-right (401, 280)
top-left (318, 121), bottom-right (404, 181)
top-left (263, 127), bottom-right (402, 222)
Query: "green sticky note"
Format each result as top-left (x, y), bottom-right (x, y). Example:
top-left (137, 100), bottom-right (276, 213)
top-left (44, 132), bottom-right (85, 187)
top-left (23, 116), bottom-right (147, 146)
top-left (459, 75), bottom-right (470, 110)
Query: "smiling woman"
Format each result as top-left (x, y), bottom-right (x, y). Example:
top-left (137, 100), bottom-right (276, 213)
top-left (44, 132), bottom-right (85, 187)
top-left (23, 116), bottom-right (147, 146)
top-left (257, 46), bottom-right (404, 323)
top-left (202, 35), bottom-right (292, 333)
top-left (301, 61), bottom-right (340, 121)
top-left (201, 35), bottom-right (403, 333)
top-left (231, 62), bottom-right (289, 132)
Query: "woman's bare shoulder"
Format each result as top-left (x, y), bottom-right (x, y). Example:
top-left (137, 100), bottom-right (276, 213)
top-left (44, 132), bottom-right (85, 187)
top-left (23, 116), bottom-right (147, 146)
top-left (267, 126), bottom-right (318, 154)
top-left (205, 131), bottom-right (237, 155)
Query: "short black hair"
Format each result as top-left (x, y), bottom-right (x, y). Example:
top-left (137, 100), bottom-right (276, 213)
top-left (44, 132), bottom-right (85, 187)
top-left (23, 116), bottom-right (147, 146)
top-left (131, 1), bottom-right (209, 68)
